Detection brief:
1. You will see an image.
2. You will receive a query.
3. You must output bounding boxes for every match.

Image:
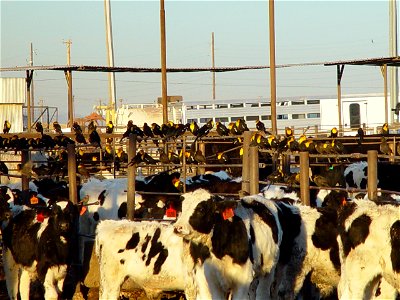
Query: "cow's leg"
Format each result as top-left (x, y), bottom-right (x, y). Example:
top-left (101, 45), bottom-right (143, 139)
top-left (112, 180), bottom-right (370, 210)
top-left (19, 269), bottom-right (31, 300)
top-left (98, 262), bottom-right (124, 300)
top-left (2, 249), bottom-right (19, 300)
top-left (43, 264), bottom-right (68, 298)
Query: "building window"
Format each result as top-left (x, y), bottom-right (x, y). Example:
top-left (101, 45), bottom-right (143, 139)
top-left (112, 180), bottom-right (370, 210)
top-left (278, 101), bottom-right (289, 106)
top-left (307, 99), bottom-right (320, 105)
top-left (187, 118), bottom-right (198, 123)
top-left (291, 100), bottom-right (305, 105)
top-left (261, 103), bottom-right (271, 107)
top-left (247, 103), bottom-right (259, 107)
top-left (261, 115), bottom-right (271, 120)
top-left (307, 113), bottom-right (320, 118)
top-left (277, 114), bottom-right (288, 119)
top-left (349, 103), bottom-right (361, 128)
top-left (216, 104), bottom-right (228, 109)
top-left (231, 116), bottom-right (244, 121)
top-left (200, 118), bottom-right (212, 123)
top-left (230, 103), bottom-right (244, 108)
top-left (292, 114), bottom-right (306, 119)
top-left (187, 105), bottom-right (197, 110)
top-left (246, 116), bottom-right (259, 121)
top-left (200, 105), bottom-right (213, 109)
top-left (215, 117), bottom-right (229, 122)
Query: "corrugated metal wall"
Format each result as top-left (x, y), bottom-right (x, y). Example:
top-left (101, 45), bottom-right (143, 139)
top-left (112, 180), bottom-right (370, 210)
top-left (0, 77), bottom-right (26, 104)
top-left (0, 78), bottom-right (26, 133)
top-left (0, 104), bottom-right (24, 133)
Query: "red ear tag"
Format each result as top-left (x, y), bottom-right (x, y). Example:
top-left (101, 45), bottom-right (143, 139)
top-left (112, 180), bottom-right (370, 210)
top-left (222, 208), bottom-right (234, 220)
top-left (166, 204), bottom-right (177, 218)
top-left (341, 197), bottom-right (347, 206)
top-left (30, 196), bottom-right (39, 205)
top-left (36, 212), bottom-right (45, 223)
top-left (80, 206), bottom-right (87, 216)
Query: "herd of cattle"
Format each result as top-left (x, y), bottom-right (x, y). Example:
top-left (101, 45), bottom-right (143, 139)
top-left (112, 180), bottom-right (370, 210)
top-left (0, 158), bottom-right (399, 299)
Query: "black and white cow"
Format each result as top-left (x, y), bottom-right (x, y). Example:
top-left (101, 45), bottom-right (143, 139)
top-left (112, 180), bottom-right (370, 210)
top-left (345, 161), bottom-right (400, 192)
top-left (337, 200), bottom-right (400, 299)
top-left (173, 188), bottom-right (282, 300)
top-left (95, 220), bottom-right (195, 300)
top-left (2, 200), bottom-right (79, 300)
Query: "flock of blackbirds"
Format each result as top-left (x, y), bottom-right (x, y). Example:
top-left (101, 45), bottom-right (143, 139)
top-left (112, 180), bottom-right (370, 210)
top-left (0, 118), bottom-right (400, 181)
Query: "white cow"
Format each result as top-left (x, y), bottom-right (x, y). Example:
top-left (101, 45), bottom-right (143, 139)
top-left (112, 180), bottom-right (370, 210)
top-left (174, 189), bottom-right (282, 300)
top-left (95, 219), bottom-right (196, 300)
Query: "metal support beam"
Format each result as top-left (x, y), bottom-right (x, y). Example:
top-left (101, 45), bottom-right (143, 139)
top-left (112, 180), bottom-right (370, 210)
top-left (160, 0), bottom-right (168, 124)
top-left (127, 134), bottom-right (137, 220)
top-left (337, 64), bottom-right (345, 134)
top-left (249, 146), bottom-right (259, 195)
top-left (269, 0), bottom-right (277, 135)
top-left (67, 143), bottom-right (78, 204)
top-left (25, 70), bottom-right (34, 132)
top-left (300, 151), bottom-right (310, 206)
top-left (367, 150), bottom-right (378, 201)
top-left (380, 64), bottom-right (389, 124)
top-left (64, 70), bottom-right (74, 127)
top-left (241, 131), bottom-right (252, 195)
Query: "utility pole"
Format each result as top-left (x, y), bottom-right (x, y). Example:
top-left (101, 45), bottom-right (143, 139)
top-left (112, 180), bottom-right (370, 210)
top-left (160, 0), bottom-right (168, 124)
top-left (269, 0), bottom-right (277, 135)
top-left (29, 42), bottom-right (35, 124)
top-left (212, 32), bottom-right (216, 101)
top-left (389, 0), bottom-right (398, 123)
top-left (63, 39), bottom-right (74, 127)
top-left (104, 0), bottom-right (117, 124)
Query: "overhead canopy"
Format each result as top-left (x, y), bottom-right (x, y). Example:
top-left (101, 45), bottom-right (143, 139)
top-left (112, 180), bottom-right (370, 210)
top-left (324, 56), bottom-right (400, 67)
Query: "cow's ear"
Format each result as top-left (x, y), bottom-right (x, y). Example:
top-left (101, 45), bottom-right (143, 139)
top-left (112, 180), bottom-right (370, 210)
top-left (214, 198), bottom-right (238, 213)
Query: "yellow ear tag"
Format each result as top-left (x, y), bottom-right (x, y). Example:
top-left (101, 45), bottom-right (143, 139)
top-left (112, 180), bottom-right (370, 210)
top-left (30, 196), bottom-right (39, 205)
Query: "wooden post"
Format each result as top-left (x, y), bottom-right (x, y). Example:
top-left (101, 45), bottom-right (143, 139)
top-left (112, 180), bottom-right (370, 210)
top-left (198, 142), bottom-right (205, 175)
top-left (367, 150), bottom-right (378, 201)
top-left (272, 152), bottom-right (278, 172)
top-left (127, 134), bottom-right (137, 220)
top-left (249, 146), bottom-right (259, 195)
top-left (241, 131), bottom-right (252, 195)
top-left (21, 150), bottom-right (29, 190)
top-left (67, 143), bottom-right (77, 204)
top-left (314, 125), bottom-right (319, 136)
top-left (282, 154), bottom-right (291, 175)
top-left (300, 151), bottom-right (310, 206)
top-left (182, 136), bottom-right (187, 193)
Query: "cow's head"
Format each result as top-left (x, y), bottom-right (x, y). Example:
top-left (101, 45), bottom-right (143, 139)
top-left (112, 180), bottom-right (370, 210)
top-left (174, 189), bottom-right (238, 239)
top-left (49, 201), bottom-right (78, 236)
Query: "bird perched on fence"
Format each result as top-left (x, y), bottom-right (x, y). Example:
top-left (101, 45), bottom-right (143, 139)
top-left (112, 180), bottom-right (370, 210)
top-left (151, 122), bottom-right (164, 138)
top-left (72, 122), bottom-right (83, 134)
top-left (194, 149), bottom-right (206, 164)
top-left (256, 119), bottom-right (266, 133)
top-left (236, 119), bottom-right (249, 134)
top-left (168, 151), bottom-right (180, 164)
top-left (158, 148), bottom-right (170, 164)
top-left (72, 122), bottom-right (87, 144)
top-left (312, 174), bottom-right (330, 187)
top-left (88, 126), bottom-right (102, 149)
top-left (35, 122), bottom-right (44, 135)
top-left (216, 151), bottom-right (230, 164)
top-left (128, 150), bottom-right (143, 166)
top-left (215, 121), bottom-right (229, 137)
top-left (380, 122), bottom-right (389, 136)
top-left (0, 161), bottom-right (10, 180)
top-left (105, 121), bottom-right (114, 144)
top-left (379, 137), bottom-right (392, 155)
top-left (78, 163), bottom-right (91, 180)
top-left (194, 120), bottom-right (214, 142)
top-left (88, 120), bottom-right (97, 133)
top-left (53, 121), bottom-right (62, 135)
top-left (329, 127), bottom-right (338, 138)
top-left (285, 127), bottom-right (294, 138)
top-left (3, 120), bottom-right (11, 134)
top-left (356, 127), bottom-right (364, 146)
top-left (141, 150), bottom-right (159, 165)
top-left (188, 121), bottom-right (199, 136)
top-left (228, 122), bottom-right (239, 135)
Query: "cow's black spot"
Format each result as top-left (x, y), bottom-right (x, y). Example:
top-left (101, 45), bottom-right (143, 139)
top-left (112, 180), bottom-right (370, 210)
top-left (341, 214), bottom-right (371, 257)
top-left (93, 212), bottom-right (99, 222)
top-left (312, 208), bottom-right (339, 250)
top-left (146, 228), bottom-right (165, 267)
top-left (363, 166), bottom-right (368, 177)
top-left (118, 202), bottom-right (127, 219)
top-left (141, 234), bottom-right (151, 253)
top-left (211, 215), bottom-right (249, 265)
top-left (126, 232), bottom-right (140, 250)
top-left (188, 198), bottom-right (215, 234)
top-left (360, 178), bottom-right (367, 190)
top-left (120, 259), bottom-right (125, 264)
top-left (345, 171), bottom-right (355, 188)
top-left (189, 241), bottom-right (210, 264)
top-left (274, 200), bottom-right (302, 265)
top-left (153, 248), bottom-right (168, 275)
top-left (390, 220), bottom-right (400, 272)
top-left (118, 249), bottom-right (124, 253)
top-left (249, 225), bottom-right (255, 244)
top-left (98, 190), bottom-right (107, 206)
top-left (241, 199), bottom-right (279, 243)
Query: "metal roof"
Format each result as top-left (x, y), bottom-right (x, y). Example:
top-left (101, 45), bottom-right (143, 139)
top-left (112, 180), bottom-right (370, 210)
top-left (324, 56), bottom-right (400, 67)
top-left (0, 65), bottom-right (270, 73)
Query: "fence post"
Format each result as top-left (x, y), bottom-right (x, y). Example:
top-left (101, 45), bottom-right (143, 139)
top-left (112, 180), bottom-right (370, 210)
top-left (300, 151), bottom-right (310, 206)
top-left (249, 146), bottom-right (259, 195)
top-left (198, 142), bottom-right (206, 175)
top-left (182, 136), bottom-right (187, 193)
top-left (241, 131), bottom-right (252, 195)
top-left (67, 143), bottom-right (78, 204)
top-left (21, 150), bottom-right (29, 191)
top-left (367, 150), bottom-right (378, 201)
top-left (127, 134), bottom-right (137, 220)
top-left (282, 154), bottom-right (291, 175)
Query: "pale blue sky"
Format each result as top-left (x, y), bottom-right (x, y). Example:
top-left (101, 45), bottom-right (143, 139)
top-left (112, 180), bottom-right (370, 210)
top-left (0, 1), bottom-right (397, 122)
